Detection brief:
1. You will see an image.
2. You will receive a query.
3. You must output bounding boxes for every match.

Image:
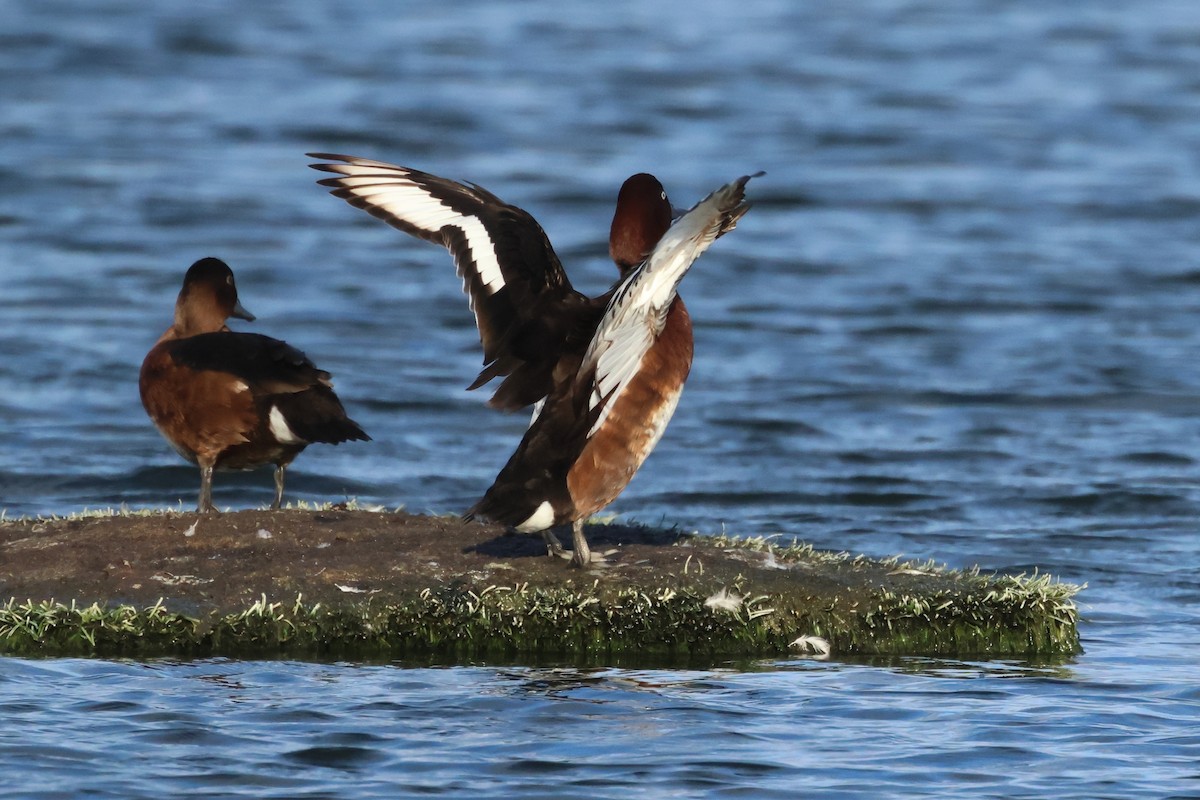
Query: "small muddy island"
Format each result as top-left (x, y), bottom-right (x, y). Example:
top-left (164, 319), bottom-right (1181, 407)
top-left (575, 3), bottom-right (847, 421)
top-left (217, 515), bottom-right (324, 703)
top-left (0, 508), bottom-right (1081, 663)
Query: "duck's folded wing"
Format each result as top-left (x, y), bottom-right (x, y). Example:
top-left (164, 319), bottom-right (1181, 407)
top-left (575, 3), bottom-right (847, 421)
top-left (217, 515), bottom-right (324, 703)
top-left (166, 332), bottom-right (329, 395)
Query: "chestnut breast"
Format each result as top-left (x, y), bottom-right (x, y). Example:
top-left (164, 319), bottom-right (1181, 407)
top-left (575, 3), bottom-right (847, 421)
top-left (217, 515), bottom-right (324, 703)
top-left (139, 342), bottom-right (262, 467)
top-left (565, 298), bottom-right (693, 518)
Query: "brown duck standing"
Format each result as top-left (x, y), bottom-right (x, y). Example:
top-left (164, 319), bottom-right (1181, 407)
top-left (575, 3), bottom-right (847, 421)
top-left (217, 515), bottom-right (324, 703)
top-left (139, 257), bottom-right (369, 512)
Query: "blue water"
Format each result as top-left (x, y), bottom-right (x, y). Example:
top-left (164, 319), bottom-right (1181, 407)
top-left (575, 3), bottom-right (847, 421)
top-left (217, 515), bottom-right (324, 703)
top-left (2, 0), bottom-right (1199, 796)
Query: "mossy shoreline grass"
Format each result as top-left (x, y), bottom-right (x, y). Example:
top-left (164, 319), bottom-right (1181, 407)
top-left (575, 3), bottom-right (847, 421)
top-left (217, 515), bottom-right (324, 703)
top-left (0, 509), bottom-right (1082, 663)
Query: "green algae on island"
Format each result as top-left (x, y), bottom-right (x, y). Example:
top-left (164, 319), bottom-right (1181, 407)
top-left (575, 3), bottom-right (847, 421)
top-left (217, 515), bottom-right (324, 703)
top-left (0, 507), bottom-right (1081, 662)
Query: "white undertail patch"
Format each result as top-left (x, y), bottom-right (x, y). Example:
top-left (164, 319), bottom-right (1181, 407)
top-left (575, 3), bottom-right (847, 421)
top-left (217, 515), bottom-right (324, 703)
top-left (515, 500), bottom-right (555, 532)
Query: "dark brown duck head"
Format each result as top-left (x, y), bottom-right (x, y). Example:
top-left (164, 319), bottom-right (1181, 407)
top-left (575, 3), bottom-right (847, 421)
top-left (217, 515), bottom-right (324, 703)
top-left (171, 257), bottom-right (256, 337)
top-left (608, 173), bottom-right (674, 276)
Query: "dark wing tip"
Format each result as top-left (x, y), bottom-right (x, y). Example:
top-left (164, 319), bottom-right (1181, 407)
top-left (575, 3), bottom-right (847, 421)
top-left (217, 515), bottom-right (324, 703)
top-left (710, 172), bottom-right (763, 239)
top-left (308, 153), bottom-right (371, 175)
top-left (734, 170), bottom-right (765, 195)
top-left (732, 170), bottom-right (766, 198)
top-left (310, 165), bottom-right (345, 177)
top-left (315, 176), bottom-right (350, 188)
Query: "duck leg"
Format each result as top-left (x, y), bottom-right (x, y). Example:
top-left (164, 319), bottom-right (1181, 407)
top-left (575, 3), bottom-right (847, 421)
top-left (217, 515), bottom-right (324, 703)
top-left (569, 519), bottom-right (592, 568)
top-left (198, 464), bottom-right (217, 514)
top-left (542, 528), bottom-right (568, 558)
top-left (272, 464), bottom-right (287, 510)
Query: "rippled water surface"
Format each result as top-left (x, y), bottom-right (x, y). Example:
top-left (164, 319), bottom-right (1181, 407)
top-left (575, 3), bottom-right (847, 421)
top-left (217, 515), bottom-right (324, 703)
top-left (2, 0), bottom-right (1200, 797)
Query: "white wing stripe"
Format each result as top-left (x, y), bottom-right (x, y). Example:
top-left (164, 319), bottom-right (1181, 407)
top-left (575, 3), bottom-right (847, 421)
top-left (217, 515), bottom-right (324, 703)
top-left (335, 179), bottom-right (505, 295)
top-left (590, 324), bottom-right (648, 408)
top-left (456, 215), bottom-right (505, 294)
top-left (319, 175), bottom-right (408, 188)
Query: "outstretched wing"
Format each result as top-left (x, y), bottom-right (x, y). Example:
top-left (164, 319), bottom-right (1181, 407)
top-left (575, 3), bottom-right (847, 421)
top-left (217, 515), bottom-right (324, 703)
top-left (582, 172), bottom-right (760, 436)
top-left (309, 153), bottom-right (582, 402)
